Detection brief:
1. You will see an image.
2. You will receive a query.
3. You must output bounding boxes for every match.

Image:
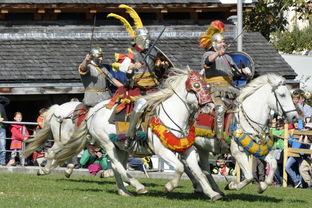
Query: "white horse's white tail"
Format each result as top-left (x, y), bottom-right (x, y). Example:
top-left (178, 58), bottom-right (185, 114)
top-left (53, 118), bottom-right (88, 166)
top-left (24, 104), bottom-right (59, 158)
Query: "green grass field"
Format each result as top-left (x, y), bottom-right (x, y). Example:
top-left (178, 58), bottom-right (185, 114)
top-left (0, 173), bottom-right (311, 208)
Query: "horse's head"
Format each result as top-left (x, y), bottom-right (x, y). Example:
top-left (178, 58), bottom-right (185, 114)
top-left (267, 76), bottom-right (299, 123)
top-left (185, 70), bottom-right (212, 106)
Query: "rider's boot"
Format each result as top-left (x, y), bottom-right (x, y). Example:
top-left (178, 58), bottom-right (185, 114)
top-left (215, 105), bottom-right (229, 149)
top-left (125, 98), bottom-right (148, 149)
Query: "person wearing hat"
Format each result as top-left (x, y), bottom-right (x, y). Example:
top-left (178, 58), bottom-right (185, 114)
top-left (78, 46), bottom-right (124, 107)
top-left (198, 20), bottom-right (252, 141)
top-left (107, 4), bottom-right (170, 148)
top-left (292, 89), bottom-right (312, 121)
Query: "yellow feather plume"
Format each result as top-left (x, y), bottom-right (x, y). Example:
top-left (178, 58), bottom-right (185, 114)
top-left (107, 13), bottom-right (136, 37)
top-left (199, 20), bottom-right (225, 49)
top-left (119, 4), bottom-right (143, 29)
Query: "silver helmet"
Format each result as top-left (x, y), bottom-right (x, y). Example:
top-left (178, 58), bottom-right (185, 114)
top-left (135, 27), bottom-right (150, 50)
top-left (89, 46), bottom-right (104, 65)
top-left (211, 33), bottom-right (224, 51)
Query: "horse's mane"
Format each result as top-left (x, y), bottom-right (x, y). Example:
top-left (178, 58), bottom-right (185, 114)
top-left (142, 68), bottom-right (188, 108)
top-left (237, 73), bottom-right (285, 103)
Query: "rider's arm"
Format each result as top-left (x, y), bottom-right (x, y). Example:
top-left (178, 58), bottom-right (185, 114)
top-left (79, 54), bottom-right (91, 74)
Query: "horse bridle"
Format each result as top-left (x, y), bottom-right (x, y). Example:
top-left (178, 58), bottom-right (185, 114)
top-left (273, 88), bottom-right (297, 118)
top-left (240, 84), bottom-right (296, 134)
top-left (158, 87), bottom-right (198, 137)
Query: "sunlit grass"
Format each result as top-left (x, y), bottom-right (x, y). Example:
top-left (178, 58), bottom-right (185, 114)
top-left (0, 173), bottom-right (311, 208)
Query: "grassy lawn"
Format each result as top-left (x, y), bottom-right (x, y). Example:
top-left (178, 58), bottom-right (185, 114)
top-left (0, 173), bottom-right (311, 208)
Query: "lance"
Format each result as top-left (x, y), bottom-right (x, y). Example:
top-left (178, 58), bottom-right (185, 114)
top-left (138, 26), bottom-right (166, 80)
top-left (89, 14), bottom-right (97, 50)
top-left (143, 26), bottom-right (166, 62)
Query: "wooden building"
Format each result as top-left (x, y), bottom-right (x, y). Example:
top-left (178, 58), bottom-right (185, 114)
top-left (0, 0), bottom-right (296, 122)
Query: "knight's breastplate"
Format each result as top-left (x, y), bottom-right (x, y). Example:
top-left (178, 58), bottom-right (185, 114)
top-left (132, 48), bottom-right (158, 88)
top-left (81, 65), bottom-right (108, 91)
top-left (205, 56), bottom-right (233, 78)
top-left (133, 48), bottom-right (157, 75)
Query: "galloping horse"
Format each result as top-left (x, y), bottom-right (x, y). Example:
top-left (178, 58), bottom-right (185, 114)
top-left (52, 69), bottom-right (224, 200)
top-left (188, 73), bottom-right (298, 193)
top-left (24, 101), bottom-right (86, 176)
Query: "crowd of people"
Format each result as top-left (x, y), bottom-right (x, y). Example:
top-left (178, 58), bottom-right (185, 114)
top-left (0, 5), bottom-right (310, 189)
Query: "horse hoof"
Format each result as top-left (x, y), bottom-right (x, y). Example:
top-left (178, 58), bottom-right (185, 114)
top-left (118, 190), bottom-right (133, 197)
top-left (219, 191), bottom-right (225, 197)
top-left (64, 172), bottom-right (71, 178)
top-left (37, 169), bottom-right (45, 176)
top-left (137, 188), bottom-right (148, 194)
top-left (224, 183), bottom-right (230, 190)
top-left (211, 194), bottom-right (223, 201)
top-left (257, 182), bottom-right (267, 194)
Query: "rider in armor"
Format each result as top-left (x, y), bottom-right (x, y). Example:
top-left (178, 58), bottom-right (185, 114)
top-left (107, 4), bottom-right (170, 148)
top-left (78, 46), bottom-right (124, 107)
top-left (199, 20), bottom-right (252, 140)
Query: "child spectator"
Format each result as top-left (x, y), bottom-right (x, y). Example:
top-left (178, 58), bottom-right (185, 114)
top-left (80, 146), bottom-right (112, 177)
top-left (271, 117), bottom-right (285, 186)
top-left (7, 112), bottom-right (29, 166)
top-left (212, 154), bottom-right (235, 176)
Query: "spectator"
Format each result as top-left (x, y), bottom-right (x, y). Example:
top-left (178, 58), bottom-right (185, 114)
top-left (80, 146), bottom-right (112, 177)
top-left (7, 112), bottom-right (29, 166)
top-left (33, 108), bottom-right (52, 166)
top-left (128, 156), bottom-right (146, 171)
top-left (252, 156), bottom-right (266, 184)
top-left (70, 97), bottom-right (80, 102)
top-left (299, 123), bottom-right (312, 188)
top-left (0, 96), bottom-right (9, 166)
top-left (292, 89), bottom-right (312, 120)
top-left (285, 121), bottom-right (305, 188)
top-left (212, 154), bottom-right (235, 176)
top-left (271, 117), bottom-right (285, 186)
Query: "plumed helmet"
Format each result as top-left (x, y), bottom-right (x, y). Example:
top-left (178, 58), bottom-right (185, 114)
top-left (107, 4), bottom-right (150, 50)
top-left (199, 20), bottom-right (225, 50)
top-left (211, 33), bottom-right (225, 51)
top-left (89, 46), bottom-right (104, 65)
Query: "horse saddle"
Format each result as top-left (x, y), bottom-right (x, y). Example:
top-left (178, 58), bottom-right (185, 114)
top-left (194, 112), bottom-right (233, 139)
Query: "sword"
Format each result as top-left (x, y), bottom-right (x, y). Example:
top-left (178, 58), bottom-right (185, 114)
top-left (142, 26), bottom-right (166, 62)
top-left (89, 14), bottom-right (97, 50)
top-left (138, 26), bottom-right (166, 79)
top-left (226, 25), bottom-right (246, 50)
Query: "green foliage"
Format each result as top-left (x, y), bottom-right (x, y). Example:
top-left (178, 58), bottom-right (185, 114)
top-left (244, 0), bottom-right (311, 41)
top-left (1, 173), bottom-right (312, 208)
top-left (272, 26), bottom-right (312, 53)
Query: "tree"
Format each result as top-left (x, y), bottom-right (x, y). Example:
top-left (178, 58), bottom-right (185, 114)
top-left (244, 0), bottom-right (311, 40)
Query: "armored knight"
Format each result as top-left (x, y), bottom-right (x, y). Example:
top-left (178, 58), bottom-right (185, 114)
top-left (78, 46), bottom-right (124, 107)
top-left (107, 5), bottom-right (171, 148)
top-left (199, 20), bottom-right (252, 140)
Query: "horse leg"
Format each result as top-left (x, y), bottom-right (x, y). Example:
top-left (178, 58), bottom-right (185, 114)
top-left (97, 139), bottom-right (147, 195)
top-left (38, 143), bottom-right (63, 176)
top-left (258, 153), bottom-right (276, 193)
top-left (225, 141), bottom-right (253, 190)
top-left (197, 148), bottom-right (224, 196)
top-left (64, 163), bottom-right (75, 178)
top-left (111, 162), bottom-right (133, 196)
top-left (182, 147), bottom-right (223, 201)
top-left (153, 145), bottom-right (184, 193)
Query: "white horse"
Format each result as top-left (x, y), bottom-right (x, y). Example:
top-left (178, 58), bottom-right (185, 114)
top-left (24, 101), bottom-right (87, 176)
top-left (52, 69), bottom-right (224, 200)
top-left (187, 73), bottom-right (298, 194)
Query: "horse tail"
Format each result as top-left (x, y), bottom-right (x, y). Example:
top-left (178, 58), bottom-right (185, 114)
top-left (53, 118), bottom-right (88, 166)
top-left (24, 104), bottom-right (58, 158)
top-left (233, 130), bottom-right (274, 158)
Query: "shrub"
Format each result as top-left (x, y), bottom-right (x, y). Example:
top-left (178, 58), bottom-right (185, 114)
top-left (272, 26), bottom-right (312, 53)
